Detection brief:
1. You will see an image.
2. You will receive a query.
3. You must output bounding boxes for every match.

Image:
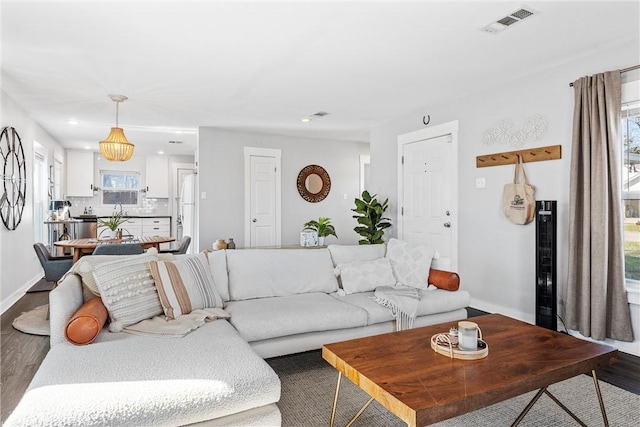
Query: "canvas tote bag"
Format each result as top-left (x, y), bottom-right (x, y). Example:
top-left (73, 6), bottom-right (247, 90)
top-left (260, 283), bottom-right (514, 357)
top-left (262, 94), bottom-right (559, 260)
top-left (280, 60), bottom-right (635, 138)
top-left (502, 155), bottom-right (535, 225)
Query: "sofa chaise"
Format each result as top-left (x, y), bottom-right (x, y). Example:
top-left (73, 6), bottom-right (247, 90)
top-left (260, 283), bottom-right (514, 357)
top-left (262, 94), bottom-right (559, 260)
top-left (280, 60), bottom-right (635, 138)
top-left (6, 241), bottom-right (470, 426)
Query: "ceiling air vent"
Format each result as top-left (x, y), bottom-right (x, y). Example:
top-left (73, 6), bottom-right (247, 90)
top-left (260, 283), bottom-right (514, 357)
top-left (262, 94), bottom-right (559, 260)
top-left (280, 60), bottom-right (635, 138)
top-left (481, 6), bottom-right (537, 34)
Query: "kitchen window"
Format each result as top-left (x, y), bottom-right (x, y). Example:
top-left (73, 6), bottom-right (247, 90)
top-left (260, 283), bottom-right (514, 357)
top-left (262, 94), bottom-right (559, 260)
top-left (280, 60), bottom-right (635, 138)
top-left (101, 170), bottom-right (140, 206)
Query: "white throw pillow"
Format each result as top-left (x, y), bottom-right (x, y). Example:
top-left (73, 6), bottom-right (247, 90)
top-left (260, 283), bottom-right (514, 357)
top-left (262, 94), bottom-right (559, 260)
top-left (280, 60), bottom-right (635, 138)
top-left (203, 249), bottom-right (230, 301)
top-left (149, 253), bottom-right (224, 319)
top-left (92, 252), bottom-right (163, 332)
top-left (385, 238), bottom-right (434, 290)
top-left (336, 258), bottom-right (396, 294)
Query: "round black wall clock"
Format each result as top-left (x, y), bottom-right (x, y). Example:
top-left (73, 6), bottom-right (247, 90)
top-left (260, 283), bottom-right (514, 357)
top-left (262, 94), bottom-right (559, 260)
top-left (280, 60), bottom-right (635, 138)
top-left (1, 126), bottom-right (27, 230)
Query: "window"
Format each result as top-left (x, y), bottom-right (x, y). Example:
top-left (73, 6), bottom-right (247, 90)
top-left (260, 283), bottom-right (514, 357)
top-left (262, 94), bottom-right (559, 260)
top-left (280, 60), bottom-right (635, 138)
top-left (621, 100), bottom-right (640, 282)
top-left (100, 170), bottom-right (140, 206)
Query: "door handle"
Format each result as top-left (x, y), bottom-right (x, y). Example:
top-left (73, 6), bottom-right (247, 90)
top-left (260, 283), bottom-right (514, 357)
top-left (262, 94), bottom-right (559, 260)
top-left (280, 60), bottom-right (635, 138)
top-left (444, 222), bottom-right (451, 228)
top-left (252, 218), bottom-right (257, 223)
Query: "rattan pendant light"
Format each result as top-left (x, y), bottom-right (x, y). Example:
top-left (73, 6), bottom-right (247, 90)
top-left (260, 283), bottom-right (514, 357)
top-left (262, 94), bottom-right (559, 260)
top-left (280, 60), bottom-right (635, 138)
top-left (99, 94), bottom-right (134, 161)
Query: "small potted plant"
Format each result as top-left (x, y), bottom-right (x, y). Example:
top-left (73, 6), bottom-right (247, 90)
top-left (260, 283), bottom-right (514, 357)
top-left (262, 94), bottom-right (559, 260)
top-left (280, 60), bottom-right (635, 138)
top-left (97, 206), bottom-right (129, 239)
top-left (302, 217), bottom-right (338, 246)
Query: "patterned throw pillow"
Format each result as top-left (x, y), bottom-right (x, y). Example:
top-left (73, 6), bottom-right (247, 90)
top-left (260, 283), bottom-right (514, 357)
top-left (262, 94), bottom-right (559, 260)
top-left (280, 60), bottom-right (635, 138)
top-left (64, 248), bottom-right (165, 296)
top-left (149, 253), bottom-right (224, 319)
top-left (336, 258), bottom-right (396, 294)
top-left (92, 253), bottom-right (163, 332)
top-left (385, 238), bottom-right (434, 290)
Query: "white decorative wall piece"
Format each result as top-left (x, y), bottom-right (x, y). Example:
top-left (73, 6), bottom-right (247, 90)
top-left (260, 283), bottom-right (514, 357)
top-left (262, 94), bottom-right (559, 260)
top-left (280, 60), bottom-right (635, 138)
top-left (482, 115), bottom-right (547, 147)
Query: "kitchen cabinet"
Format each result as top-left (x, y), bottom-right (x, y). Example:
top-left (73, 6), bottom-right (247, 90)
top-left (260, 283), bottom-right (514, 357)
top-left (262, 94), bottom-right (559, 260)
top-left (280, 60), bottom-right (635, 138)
top-left (122, 217), bottom-right (142, 237)
top-left (142, 217), bottom-right (171, 237)
top-left (145, 156), bottom-right (169, 198)
top-left (119, 217), bottom-right (171, 250)
top-left (66, 151), bottom-right (95, 197)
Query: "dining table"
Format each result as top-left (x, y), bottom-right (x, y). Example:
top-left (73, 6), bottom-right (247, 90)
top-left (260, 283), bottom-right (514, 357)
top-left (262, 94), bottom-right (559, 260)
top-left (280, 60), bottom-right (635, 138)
top-left (54, 235), bottom-right (176, 264)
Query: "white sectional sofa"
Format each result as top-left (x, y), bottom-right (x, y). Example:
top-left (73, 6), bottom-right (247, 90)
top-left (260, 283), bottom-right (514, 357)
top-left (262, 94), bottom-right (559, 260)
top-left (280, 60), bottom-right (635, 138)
top-left (6, 243), bottom-right (470, 426)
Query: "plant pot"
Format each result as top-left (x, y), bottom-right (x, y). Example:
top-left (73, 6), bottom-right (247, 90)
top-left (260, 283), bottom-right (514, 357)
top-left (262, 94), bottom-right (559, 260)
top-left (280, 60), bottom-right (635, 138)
top-left (318, 236), bottom-right (325, 246)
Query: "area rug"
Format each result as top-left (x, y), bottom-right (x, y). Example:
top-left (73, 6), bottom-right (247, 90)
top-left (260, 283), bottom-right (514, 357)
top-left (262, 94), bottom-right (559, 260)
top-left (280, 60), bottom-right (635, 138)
top-left (12, 305), bottom-right (50, 336)
top-left (268, 350), bottom-right (640, 427)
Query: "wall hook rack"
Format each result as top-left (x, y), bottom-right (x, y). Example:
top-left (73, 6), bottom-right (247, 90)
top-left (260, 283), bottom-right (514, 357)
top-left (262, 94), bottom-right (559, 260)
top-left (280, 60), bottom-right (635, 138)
top-left (476, 144), bottom-right (561, 168)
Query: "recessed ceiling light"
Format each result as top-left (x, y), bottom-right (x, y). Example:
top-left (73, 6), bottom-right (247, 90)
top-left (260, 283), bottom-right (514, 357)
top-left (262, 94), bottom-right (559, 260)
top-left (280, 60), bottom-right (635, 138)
top-left (83, 145), bottom-right (91, 150)
top-left (68, 120), bottom-right (79, 125)
top-left (157, 151), bottom-right (164, 155)
top-left (301, 117), bottom-right (312, 123)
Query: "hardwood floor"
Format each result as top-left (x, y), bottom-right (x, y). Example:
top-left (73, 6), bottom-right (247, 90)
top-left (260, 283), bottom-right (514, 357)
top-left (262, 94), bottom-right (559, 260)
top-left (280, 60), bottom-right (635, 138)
top-left (0, 294), bottom-right (638, 423)
top-left (1, 287), bottom-right (50, 423)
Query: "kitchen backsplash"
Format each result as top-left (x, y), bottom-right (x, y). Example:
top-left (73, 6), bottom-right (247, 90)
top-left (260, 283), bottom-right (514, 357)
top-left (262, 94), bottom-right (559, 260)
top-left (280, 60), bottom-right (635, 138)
top-left (67, 196), bottom-right (170, 217)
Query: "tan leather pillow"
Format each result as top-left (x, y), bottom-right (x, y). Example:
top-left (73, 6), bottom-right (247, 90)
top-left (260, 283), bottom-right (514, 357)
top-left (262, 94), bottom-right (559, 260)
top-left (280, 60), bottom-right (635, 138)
top-left (428, 268), bottom-right (460, 291)
top-left (65, 297), bottom-right (108, 345)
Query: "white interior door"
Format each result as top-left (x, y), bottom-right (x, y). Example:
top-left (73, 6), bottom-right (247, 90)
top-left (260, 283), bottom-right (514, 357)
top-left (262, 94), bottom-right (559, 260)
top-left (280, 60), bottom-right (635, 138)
top-left (244, 147), bottom-right (281, 248)
top-left (398, 121), bottom-right (458, 271)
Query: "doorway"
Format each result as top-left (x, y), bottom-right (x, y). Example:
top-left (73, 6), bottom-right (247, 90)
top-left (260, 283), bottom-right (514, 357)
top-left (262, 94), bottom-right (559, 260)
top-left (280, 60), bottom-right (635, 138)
top-left (397, 121), bottom-right (459, 271)
top-left (172, 162), bottom-right (196, 253)
top-left (33, 142), bottom-right (48, 246)
top-left (244, 147), bottom-right (281, 248)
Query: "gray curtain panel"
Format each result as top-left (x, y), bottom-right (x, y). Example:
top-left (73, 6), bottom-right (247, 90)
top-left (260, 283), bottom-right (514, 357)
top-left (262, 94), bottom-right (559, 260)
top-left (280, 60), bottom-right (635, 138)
top-left (565, 70), bottom-right (633, 342)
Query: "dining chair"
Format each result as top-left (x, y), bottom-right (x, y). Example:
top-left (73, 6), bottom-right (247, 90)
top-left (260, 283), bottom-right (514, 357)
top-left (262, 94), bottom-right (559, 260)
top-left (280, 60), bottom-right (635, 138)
top-left (92, 243), bottom-right (144, 256)
top-left (160, 236), bottom-right (191, 255)
top-left (33, 243), bottom-right (73, 285)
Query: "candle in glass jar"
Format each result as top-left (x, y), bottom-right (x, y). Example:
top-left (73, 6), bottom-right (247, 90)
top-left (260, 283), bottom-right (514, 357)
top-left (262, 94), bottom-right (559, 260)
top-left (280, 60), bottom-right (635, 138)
top-left (458, 321), bottom-right (478, 351)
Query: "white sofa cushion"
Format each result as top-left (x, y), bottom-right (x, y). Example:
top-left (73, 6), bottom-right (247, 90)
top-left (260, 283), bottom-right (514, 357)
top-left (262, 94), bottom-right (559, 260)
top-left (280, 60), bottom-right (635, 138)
top-left (327, 244), bottom-right (386, 266)
top-left (5, 320), bottom-right (280, 427)
top-left (385, 238), bottom-right (434, 290)
top-left (336, 258), bottom-right (396, 294)
top-left (207, 249), bottom-right (230, 301)
top-left (330, 291), bottom-right (395, 325)
top-left (226, 249), bottom-right (338, 300)
top-left (225, 293), bottom-right (368, 342)
top-left (150, 253), bottom-right (224, 319)
top-left (416, 288), bottom-right (472, 316)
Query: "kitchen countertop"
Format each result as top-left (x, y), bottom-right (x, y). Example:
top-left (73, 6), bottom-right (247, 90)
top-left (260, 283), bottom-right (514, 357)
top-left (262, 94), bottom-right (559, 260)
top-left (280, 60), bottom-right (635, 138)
top-left (95, 215), bottom-right (172, 218)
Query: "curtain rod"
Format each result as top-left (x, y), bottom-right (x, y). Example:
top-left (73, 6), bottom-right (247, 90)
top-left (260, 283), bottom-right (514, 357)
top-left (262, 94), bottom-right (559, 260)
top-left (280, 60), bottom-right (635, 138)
top-left (569, 64), bottom-right (640, 87)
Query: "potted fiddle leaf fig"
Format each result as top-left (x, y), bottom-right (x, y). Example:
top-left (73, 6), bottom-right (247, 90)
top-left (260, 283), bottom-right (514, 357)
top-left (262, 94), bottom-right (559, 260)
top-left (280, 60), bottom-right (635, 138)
top-left (352, 190), bottom-right (391, 244)
top-left (303, 217), bottom-right (338, 246)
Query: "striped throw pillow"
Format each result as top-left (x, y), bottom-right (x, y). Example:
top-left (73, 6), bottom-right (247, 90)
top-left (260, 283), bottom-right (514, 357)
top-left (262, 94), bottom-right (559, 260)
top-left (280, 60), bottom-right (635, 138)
top-left (149, 253), bottom-right (224, 319)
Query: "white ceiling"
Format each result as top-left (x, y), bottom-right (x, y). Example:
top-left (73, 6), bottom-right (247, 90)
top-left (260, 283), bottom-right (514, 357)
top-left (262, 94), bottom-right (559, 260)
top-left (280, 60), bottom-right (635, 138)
top-left (1, 1), bottom-right (639, 156)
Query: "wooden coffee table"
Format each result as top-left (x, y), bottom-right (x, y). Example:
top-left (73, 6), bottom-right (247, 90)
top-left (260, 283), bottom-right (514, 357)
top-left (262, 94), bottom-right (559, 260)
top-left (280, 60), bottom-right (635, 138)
top-left (322, 314), bottom-right (617, 427)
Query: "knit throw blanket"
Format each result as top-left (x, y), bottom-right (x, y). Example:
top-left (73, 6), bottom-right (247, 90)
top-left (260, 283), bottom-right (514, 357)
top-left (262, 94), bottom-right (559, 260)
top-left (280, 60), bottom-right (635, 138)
top-left (123, 307), bottom-right (230, 338)
top-left (373, 286), bottom-right (420, 331)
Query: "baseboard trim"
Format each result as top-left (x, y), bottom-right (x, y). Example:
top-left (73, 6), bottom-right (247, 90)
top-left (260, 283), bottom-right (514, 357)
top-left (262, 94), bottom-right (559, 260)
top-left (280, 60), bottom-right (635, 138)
top-left (469, 298), bottom-right (534, 325)
top-left (0, 273), bottom-right (43, 315)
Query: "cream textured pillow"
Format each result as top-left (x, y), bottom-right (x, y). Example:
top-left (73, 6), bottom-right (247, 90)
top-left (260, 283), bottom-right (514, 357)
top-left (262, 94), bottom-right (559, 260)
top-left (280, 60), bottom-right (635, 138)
top-left (92, 253), bottom-right (163, 332)
top-left (62, 248), bottom-right (165, 296)
top-left (385, 238), bottom-right (434, 290)
top-left (149, 253), bottom-right (224, 319)
top-left (336, 258), bottom-right (396, 294)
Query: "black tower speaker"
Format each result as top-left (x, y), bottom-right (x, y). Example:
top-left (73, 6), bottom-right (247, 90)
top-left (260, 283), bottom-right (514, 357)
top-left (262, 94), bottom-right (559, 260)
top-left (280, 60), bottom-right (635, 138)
top-left (535, 200), bottom-right (557, 330)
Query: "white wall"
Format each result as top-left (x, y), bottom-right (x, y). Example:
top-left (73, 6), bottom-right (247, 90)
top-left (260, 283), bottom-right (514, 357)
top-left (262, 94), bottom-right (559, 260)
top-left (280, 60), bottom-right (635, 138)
top-left (197, 128), bottom-right (369, 250)
top-left (0, 90), bottom-right (65, 313)
top-left (370, 43), bottom-right (640, 356)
